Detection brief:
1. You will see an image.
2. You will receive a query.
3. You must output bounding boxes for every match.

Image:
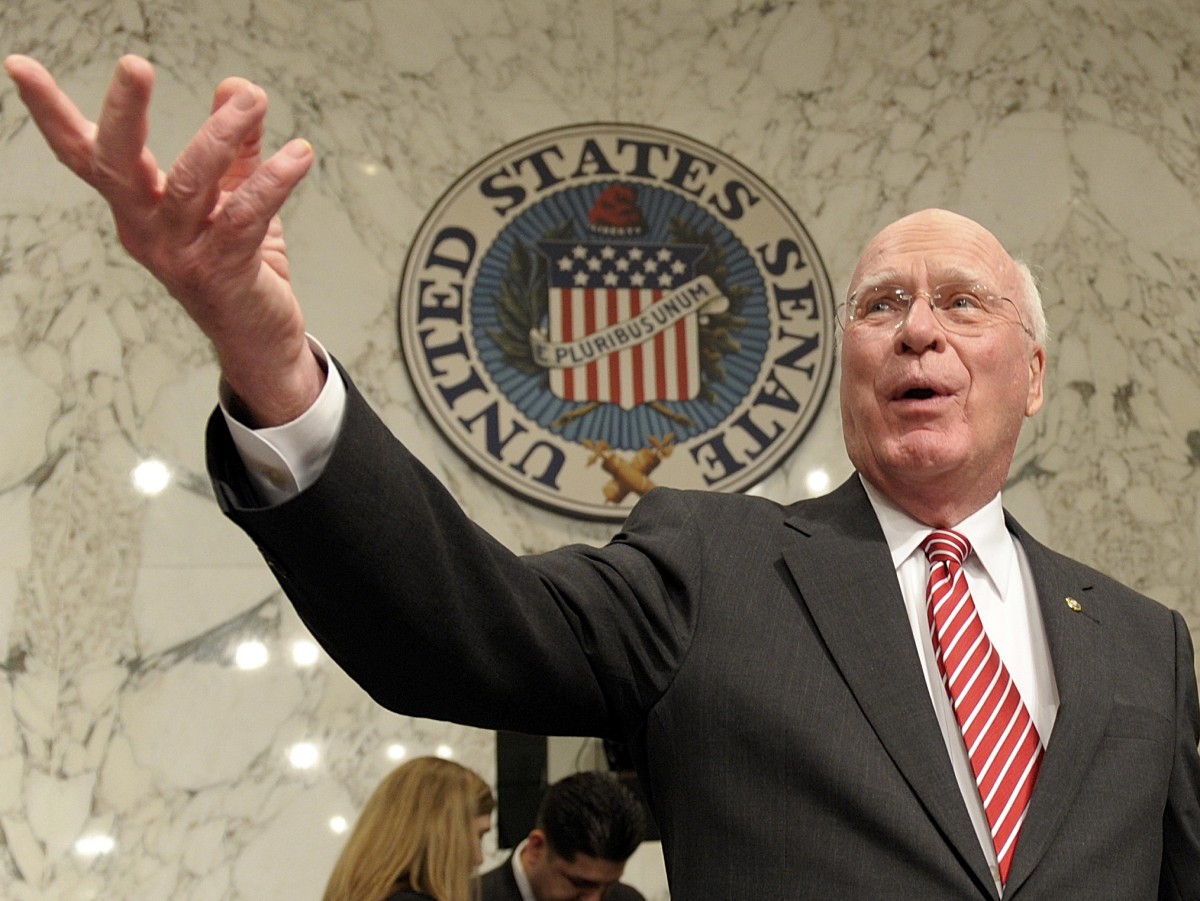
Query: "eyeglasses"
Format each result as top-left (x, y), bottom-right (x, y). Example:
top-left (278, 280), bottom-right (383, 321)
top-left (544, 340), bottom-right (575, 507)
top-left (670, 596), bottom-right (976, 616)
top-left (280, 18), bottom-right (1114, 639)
top-left (839, 283), bottom-right (1033, 337)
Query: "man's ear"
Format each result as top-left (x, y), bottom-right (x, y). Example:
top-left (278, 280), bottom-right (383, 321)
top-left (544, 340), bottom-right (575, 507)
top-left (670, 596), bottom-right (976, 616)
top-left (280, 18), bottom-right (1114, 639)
top-left (1024, 342), bottom-right (1046, 417)
top-left (523, 829), bottom-right (549, 866)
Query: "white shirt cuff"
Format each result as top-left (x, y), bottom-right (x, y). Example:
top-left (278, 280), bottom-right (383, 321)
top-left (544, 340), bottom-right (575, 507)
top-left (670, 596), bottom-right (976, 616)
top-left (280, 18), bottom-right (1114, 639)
top-left (218, 335), bottom-right (347, 506)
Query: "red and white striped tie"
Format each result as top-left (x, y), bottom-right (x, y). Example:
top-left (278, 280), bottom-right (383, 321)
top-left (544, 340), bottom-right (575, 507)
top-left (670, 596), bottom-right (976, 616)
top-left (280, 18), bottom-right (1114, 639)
top-left (923, 529), bottom-right (1043, 886)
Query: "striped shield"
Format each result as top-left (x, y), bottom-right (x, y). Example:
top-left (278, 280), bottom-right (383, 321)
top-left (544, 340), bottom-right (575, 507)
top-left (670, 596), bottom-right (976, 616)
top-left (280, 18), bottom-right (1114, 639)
top-left (535, 240), bottom-right (713, 410)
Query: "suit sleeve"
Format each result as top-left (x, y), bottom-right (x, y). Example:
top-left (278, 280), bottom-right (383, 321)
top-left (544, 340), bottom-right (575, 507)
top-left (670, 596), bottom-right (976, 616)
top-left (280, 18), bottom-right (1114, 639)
top-left (204, 364), bottom-right (700, 740)
top-left (1160, 610), bottom-right (1200, 898)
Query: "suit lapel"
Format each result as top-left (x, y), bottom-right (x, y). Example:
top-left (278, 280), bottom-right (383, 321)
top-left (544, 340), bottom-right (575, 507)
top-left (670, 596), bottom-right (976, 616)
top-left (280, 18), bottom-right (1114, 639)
top-left (780, 477), bottom-right (998, 897)
top-left (1000, 520), bottom-right (1111, 895)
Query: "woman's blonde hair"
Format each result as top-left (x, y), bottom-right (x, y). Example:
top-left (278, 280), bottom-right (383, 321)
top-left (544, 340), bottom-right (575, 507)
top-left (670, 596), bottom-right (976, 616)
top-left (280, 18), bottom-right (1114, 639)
top-left (322, 756), bottom-right (496, 901)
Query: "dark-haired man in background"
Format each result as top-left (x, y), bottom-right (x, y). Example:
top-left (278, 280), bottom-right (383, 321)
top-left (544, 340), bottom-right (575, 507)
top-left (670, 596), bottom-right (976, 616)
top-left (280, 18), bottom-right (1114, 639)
top-left (481, 771), bottom-right (646, 901)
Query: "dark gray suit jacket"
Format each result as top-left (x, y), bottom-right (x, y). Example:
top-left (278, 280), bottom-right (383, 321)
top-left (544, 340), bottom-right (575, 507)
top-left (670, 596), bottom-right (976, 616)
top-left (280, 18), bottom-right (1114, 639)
top-left (479, 855), bottom-right (645, 901)
top-left (207, 371), bottom-right (1200, 900)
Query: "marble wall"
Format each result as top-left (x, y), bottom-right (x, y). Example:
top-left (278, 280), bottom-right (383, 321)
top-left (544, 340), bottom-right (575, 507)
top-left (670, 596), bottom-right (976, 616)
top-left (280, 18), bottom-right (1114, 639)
top-left (1, 0), bottom-right (1198, 898)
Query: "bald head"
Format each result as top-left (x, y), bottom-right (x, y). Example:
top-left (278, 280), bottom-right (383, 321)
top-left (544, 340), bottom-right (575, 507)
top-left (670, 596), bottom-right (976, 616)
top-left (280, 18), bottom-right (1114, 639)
top-left (849, 209), bottom-right (1045, 343)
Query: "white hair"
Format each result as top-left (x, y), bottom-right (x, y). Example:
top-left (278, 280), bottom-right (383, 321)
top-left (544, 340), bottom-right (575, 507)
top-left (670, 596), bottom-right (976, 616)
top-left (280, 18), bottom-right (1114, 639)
top-left (1013, 259), bottom-right (1049, 344)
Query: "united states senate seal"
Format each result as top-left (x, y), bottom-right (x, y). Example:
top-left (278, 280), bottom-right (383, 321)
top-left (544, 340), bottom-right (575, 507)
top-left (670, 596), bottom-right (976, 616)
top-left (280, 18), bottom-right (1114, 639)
top-left (398, 123), bottom-right (835, 520)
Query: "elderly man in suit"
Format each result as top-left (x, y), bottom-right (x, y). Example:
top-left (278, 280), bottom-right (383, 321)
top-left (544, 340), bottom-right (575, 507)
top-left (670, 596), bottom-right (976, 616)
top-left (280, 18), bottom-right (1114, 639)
top-left (481, 771), bottom-right (646, 901)
top-left (8, 54), bottom-right (1199, 900)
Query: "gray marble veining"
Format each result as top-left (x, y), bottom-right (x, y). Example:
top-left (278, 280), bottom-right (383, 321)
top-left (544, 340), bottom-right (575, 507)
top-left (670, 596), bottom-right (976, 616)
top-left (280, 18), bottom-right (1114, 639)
top-left (1, 0), bottom-right (1197, 897)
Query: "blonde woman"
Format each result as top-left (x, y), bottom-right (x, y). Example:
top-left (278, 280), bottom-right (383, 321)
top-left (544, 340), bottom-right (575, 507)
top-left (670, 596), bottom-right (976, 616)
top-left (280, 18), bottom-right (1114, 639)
top-left (323, 757), bottom-right (496, 901)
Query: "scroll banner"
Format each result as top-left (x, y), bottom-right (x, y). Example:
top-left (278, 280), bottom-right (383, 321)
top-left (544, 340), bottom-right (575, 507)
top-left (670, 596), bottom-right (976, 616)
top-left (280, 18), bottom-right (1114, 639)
top-left (529, 275), bottom-right (728, 369)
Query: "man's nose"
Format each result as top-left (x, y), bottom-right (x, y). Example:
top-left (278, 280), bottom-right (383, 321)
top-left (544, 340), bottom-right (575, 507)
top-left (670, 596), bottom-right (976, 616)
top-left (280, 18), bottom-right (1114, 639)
top-left (894, 294), bottom-right (946, 351)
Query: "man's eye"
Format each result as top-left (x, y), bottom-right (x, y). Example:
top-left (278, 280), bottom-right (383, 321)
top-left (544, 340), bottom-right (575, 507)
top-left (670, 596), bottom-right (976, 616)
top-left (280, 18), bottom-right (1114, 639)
top-left (943, 291), bottom-right (983, 309)
top-left (863, 293), bottom-right (901, 314)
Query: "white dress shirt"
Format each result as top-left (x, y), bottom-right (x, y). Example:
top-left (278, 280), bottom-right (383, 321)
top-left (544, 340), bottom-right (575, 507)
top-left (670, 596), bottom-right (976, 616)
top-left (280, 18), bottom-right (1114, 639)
top-left (220, 336), bottom-right (345, 505)
top-left (860, 478), bottom-right (1059, 893)
top-left (508, 839), bottom-right (538, 901)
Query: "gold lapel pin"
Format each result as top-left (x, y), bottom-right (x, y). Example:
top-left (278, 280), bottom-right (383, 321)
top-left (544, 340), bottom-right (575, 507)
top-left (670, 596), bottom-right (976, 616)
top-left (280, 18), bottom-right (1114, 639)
top-left (1065, 597), bottom-right (1082, 612)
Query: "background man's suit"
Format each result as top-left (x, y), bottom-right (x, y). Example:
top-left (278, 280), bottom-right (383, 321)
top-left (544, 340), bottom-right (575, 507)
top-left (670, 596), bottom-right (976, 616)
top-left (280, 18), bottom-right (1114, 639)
top-left (208, 373), bottom-right (1200, 900)
top-left (479, 855), bottom-right (645, 901)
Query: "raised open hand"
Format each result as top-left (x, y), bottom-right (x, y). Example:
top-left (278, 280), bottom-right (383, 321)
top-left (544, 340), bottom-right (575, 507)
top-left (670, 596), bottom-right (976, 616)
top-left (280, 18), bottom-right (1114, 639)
top-left (5, 53), bottom-right (324, 425)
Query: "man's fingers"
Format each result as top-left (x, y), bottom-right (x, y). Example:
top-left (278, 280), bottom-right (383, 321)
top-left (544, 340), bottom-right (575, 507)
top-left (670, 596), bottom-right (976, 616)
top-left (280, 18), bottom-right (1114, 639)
top-left (4, 54), bottom-right (100, 181)
top-left (159, 83), bottom-right (268, 235)
top-left (211, 76), bottom-right (265, 191)
top-left (91, 55), bottom-right (163, 206)
top-left (210, 138), bottom-right (314, 259)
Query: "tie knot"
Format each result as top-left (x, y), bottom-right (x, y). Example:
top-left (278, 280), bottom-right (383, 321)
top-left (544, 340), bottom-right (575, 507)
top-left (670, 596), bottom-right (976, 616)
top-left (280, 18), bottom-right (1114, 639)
top-left (922, 529), bottom-right (972, 567)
